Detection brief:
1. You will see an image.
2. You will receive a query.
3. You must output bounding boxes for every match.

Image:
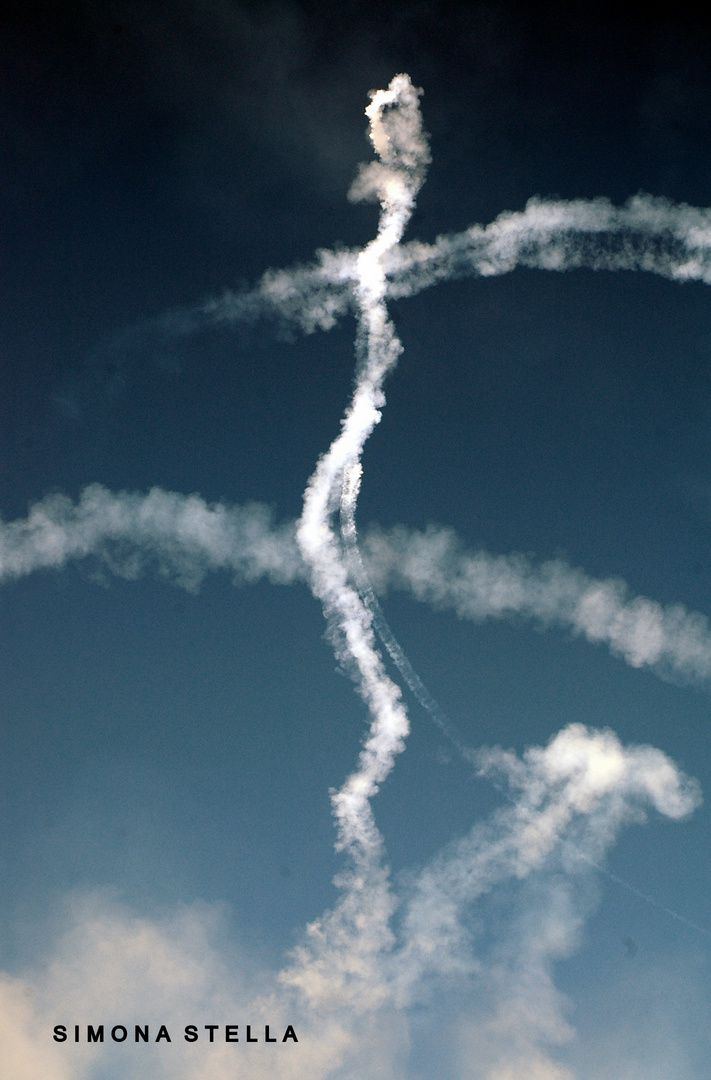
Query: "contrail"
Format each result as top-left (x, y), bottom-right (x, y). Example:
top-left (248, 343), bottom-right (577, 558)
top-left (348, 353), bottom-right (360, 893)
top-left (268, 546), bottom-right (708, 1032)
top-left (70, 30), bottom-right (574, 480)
top-left (361, 524), bottom-right (711, 684)
top-left (2, 480), bottom-right (706, 946)
top-left (279, 75), bottom-right (434, 1014)
top-left (393, 723), bottom-right (701, 994)
top-left (565, 846), bottom-right (711, 941)
top-left (0, 483), bottom-right (301, 591)
top-left (99, 189), bottom-right (711, 399)
top-left (342, 480), bottom-right (711, 943)
top-left (284, 74), bottom-right (704, 1047)
top-left (384, 193), bottom-right (711, 294)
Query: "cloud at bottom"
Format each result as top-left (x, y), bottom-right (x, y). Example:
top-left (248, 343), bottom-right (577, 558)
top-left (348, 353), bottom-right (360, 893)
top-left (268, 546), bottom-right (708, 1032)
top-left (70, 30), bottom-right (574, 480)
top-left (0, 722), bottom-right (699, 1080)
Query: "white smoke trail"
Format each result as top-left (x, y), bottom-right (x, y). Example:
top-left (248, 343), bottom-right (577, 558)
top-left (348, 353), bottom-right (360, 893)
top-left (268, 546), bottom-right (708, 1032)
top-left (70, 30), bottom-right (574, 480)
top-left (384, 193), bottom-right (711, 297)
top-left (396, 723), bottom-right (700, 997)
top-left (279, 76), bottom-right (703, 1064)
top-left (391, 724), bottom-right (700, 1079)
top-left (0, 484), bottom-right (301, 592)
top-left (203, 246), bottom-right (358, 335)
top-left (279, 724), bottom-right (700, 1074)
top-left (345, 487), bottom-right (711, 950)
top-left (362, 524), bottom-right (711, 684)
top-left (205, 193), bottom-right (711, 336)
top-left (3, 488), bottom-right (711, 688)
top-left (296, 74), bottom-right (429, 863)
top-left (340, 463), bottom-right (473, 763)
top-left (0, 725), bottom-right (699, 1080)
top-left (2, 73), bottom-right (709, 1079)
top-left (281, 74), bottom-right (431, 1016)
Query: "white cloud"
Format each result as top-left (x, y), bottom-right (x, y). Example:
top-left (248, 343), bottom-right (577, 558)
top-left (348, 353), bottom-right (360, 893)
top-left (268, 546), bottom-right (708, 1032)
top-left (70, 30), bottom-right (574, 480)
top-left (0, 723), bottom-right (699, 1080)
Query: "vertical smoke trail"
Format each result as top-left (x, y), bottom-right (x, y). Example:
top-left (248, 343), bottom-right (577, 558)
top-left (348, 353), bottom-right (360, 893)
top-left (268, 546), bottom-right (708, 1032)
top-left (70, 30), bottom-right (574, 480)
top-left (296, 75), bottom-right (430, 864)
top-left (282, 74), bottom-right (432, 1013)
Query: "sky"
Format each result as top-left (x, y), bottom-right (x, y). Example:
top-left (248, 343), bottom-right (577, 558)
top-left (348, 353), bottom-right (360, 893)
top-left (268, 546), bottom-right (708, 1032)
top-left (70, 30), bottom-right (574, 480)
top-left (3, 3), bottom-right (711, 1078)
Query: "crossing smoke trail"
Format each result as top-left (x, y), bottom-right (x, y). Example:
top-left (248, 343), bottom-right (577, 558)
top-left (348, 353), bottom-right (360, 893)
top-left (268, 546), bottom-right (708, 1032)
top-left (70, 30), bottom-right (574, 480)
top-left (281, 75), bottom-right (431, 1011)
top-left (360, 524), bottom-right (711, 684)
top-left (277, 75), bottom-right (702, 1064)
top-left (341, 481), bottom-right (711, 944)
top-left (4, 488), bottom-right (711, 688)
top-left (203, 195), bottom-right (711, 336)
top-left (340, 462), bottom-right (471, 759)
top-left (296, 74), bottom-right (431, 862)
top-left (279, 75), bottom-right (704, 1067)
top-left (1, 74), bottom-right (709, 1080)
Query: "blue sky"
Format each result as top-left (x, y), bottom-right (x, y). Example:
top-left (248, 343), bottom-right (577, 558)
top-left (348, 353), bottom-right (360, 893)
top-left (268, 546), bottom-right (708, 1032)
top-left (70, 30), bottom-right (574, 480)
top-left (2, 4), bottom-right (711, 1078)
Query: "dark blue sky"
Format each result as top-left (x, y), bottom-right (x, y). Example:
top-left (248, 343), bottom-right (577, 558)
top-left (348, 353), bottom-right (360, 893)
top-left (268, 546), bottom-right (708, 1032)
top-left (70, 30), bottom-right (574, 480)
top-left (3, 5), bottom-right (711, 1078)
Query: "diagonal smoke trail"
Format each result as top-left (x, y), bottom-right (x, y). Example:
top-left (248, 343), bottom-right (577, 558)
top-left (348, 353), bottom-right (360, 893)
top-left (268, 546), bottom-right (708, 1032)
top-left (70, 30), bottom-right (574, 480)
top-left (391, 724), bottom-right (701, 1001)
top-left (342, 473), bottom-right (711, 945)
top-left (340, 460), bottom-right (473, 761)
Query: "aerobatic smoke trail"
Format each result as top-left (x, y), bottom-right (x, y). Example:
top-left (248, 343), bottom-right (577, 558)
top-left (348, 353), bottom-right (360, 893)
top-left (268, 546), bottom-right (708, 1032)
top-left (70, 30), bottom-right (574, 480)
top-left (361, 524), bottom-right (711, 684)
top-left (274, 71), bottom-right (432, 1015)
top-left (3, 73), bottom-right (709, 1080)
top-left (0, 484), bottom-right (301, 591)
top-left (296, 75), bottom-right (429, 862)
top-left (279, 76), bottom-right (432, 1012)
top-left (204, 194), bottom-right (711, 337)
top-left (281, 75), bottom-right (704, 1058)
top-left (341, 463), bottom-right (470, 758)
top-left (5, 488), bottom-right (711, 689)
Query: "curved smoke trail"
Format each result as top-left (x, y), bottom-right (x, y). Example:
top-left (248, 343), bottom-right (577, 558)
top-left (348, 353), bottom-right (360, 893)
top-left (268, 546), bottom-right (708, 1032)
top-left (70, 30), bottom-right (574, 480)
top-left (296, 75), bottom-right (430, 864)
top-left (205, 194), bottom-right (711, 337)
top-left (340, 461), bottom-right (471, 759)
top-left (4, 486), bottom-right (711, 690)
top-left (0, 75), bottom-right (707, 1080)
